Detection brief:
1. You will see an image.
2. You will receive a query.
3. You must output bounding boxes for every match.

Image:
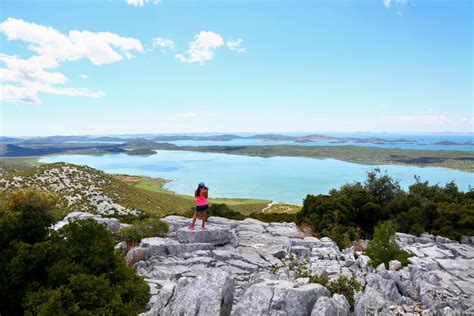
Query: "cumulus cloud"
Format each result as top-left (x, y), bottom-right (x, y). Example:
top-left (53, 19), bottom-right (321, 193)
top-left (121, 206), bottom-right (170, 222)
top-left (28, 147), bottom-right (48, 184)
top-left (126, 0), bottom-right (160, 7)
top-left (80, 74), bottom-right (88, 80)
top-left (0, 18), bottom-right (142, 104)
top-left (226, 38), bottom-right (246, 53)
top-left (176, 31), bottom-right (224, 64)
top-left (384, 0), bottom-right (409, 9)
top-left (153, 37), bottom-right (175, 50)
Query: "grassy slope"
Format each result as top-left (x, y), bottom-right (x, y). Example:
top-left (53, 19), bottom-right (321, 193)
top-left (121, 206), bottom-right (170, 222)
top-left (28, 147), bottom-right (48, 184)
top-left (114, 175), bottom-right (300, 215)
top-left (1, 161), bottom-right (299, 221)
top-left (0, 162), bottom-right (194, 219)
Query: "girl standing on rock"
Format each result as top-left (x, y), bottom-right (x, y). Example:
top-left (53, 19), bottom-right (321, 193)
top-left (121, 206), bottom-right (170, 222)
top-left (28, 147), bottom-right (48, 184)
top-left (189, 182), bottom-right (209, 230)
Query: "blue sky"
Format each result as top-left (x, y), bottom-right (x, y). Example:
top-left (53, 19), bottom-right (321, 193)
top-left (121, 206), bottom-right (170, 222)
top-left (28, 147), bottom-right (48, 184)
top-left (0, 0), bottom-right (472, 136)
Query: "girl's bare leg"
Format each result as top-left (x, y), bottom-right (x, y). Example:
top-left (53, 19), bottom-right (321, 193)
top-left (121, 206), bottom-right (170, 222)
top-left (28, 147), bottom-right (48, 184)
top-left (201, 211), bottom-right (207, 227)
top-left (191, 211), bottom-right (198, 227)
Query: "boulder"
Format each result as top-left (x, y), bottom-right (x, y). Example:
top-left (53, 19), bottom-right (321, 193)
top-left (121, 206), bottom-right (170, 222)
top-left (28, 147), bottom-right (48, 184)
top-left (376, 263), bottom-right (386, 273)
top-left (161, 215), bottom-right (191, 233)
top-left (115, 241), bottom-right (127, 253)
top-left (161, 269), bottom-right (234, 316)
top-left (126, 247), bottom-right (148, 265)
top-left (144, 279), bottom-right (176, 312)
top-left (389, 260), bottom-right (402, 271)
top-left (291, 245), bottom-right (311, 259)
top-left (355, 287), bottom-right (391, 315)
top-left (365, 274), bottom-right (402, 304)
top-left (310, 260), bottom-right (342, 277)
top-left (357, 254), bottom-right (370, 271)
top-left (94, 217), bottom-right (121, 232)
top-left (176, 226), bottom-right (231, 245)
top-left (311, 294), bottom-right (350, 316)
top-left (267, 224), bottom-right (302, 238)
top-left (140, 237), bottom-right (178, 257)
top-left (207, 216), bottom-right (239, 228)
top-left (53, 211), bottom-right (121, 232)
top-left (234, 279), bottom-right (330, 316)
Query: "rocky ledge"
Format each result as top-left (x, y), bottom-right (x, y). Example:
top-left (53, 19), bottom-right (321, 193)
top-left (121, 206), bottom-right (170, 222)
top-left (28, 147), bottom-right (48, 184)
top-left (59, 213), bottom-right (474, 315)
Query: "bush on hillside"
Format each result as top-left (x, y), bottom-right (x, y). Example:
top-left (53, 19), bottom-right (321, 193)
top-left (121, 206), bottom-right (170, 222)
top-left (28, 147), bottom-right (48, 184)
top-left (0, 190), bottom-right (149, 315)
top-left (309, 273), bottom-right (361, 309)
top-left (297, 169), bottom-right (474, 245)
top-left (365, 220), bottom-right (412, 268)
top-left (208, 203), bottom-right (245, 220)
top-left (206, 203), bottom-right (297, 223)
top-left (326, 276), bottom-right (362, 309)
top-left (120, 217), bottom-right (169, 245)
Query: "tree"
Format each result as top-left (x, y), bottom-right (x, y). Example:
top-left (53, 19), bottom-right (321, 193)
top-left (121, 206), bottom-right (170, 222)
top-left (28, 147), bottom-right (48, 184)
top-left (0, 190), bottom-right (150, 315)
top-left (365, 221), bottom-right (412, 268)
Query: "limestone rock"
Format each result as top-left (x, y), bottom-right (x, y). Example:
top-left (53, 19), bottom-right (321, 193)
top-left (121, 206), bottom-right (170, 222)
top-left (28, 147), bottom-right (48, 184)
top-left (355, 287), bottom-right (391, 315)
top-left (234, 279), bottom-right (330, 316)
top-left (176, 226), bottom-right (231, 245)
top-left (311, 294), bottom-right (350, 316)
top-left (389, 260), bottom-right (401, 271)
top-left (161, 269), bottom-right (234, 316)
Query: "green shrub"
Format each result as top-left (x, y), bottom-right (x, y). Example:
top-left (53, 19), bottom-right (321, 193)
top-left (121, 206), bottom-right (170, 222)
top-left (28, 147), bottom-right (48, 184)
top-left (297, 170), bottom-right (473, 244)
top-left (326, 276), bottom-right (362, 309)
top-left (309, 273), bottom-right (329, 287)
top-left (248, 211), bottom-right (297, 223)
top-left (120, 217), bottom-right (169, 243)
top-left (310, 274), bottom-right (361, 309)
top-left (0, 190), bottom-right (150, 315)
top-left (208, 203), bottom-right (245, 220)
top-left (208, 203), bottom-right (296, 223)
top-left (366, 220), bottom-right (412, 268)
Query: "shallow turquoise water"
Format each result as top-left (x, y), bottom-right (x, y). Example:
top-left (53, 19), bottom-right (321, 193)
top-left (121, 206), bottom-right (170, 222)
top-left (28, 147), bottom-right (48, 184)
top-left (40, 150), bottom-right (473, 205)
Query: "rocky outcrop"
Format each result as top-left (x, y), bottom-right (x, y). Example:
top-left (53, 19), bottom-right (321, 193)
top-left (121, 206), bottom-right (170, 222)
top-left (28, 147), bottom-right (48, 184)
top-left (54, 213), bottom-right (474, 315)
top-left (233, 280), bottom-right (329, 316)
top-left (176, 226), bottom-right (231, 245)
top-left (53, 211), bottom-right (123, 232)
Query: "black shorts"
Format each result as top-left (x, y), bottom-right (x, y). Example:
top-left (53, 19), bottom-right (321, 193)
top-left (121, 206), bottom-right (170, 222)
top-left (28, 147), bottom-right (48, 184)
top-left (196, 205), bottom-right (209, 212)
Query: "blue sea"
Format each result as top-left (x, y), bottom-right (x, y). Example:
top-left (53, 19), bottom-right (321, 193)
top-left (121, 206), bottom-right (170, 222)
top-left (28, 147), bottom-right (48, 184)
top-left (41, 150), bottom-right (473, 205)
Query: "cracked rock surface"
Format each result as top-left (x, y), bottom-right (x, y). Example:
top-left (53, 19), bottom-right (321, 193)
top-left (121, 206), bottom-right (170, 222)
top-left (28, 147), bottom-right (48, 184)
top-left (55, 213), bottom-right (474, 315)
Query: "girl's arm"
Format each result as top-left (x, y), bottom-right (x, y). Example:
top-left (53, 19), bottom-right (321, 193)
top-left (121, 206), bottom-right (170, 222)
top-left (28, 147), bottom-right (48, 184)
top-left (203, 189), bottom-right (208, 198)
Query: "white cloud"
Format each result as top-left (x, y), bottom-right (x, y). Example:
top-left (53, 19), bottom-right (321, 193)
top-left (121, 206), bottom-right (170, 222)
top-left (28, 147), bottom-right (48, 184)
top-left (153, 37), bottom-right (175, 50)
top-left (0, 80), bottom-right (105, 104)
top-left (80, 74), bottom-right (88, 80)
top-left (176, 31), bottom-right (224, 64)
top-left (0, 18), bottom-right (143, 66)
top-left (126, 0), bottom-right (160, 7)
top-left (0, 18), bottom-right (142, 104)
top-left (176, 112), bottom-right (197, 119)
top-left (384, 0), bottom-right (409, 9)
top-left (1, 85), bottom-right (41, 104)
top-left (226, 38), bottom-right (246, 53)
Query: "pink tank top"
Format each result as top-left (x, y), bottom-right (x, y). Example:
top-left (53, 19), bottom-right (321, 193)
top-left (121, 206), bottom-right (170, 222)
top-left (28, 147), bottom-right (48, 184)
top-left (196, 192), bottom-right (208, 206)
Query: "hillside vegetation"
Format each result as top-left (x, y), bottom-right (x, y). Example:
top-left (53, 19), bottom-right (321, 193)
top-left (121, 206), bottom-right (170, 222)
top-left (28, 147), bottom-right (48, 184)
top-left (0, 162), bottom-right (195, 220)
top-left (0, 162), bottom-right (296, 221)
top-left (0, 190), bottom-right (149, 315)
top-left (297, 169), bottom-right (474, 248)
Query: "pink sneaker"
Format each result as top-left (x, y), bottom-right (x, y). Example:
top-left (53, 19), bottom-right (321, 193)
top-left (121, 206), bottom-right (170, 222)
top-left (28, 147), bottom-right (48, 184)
top-left (188, 225), bottom-right (195, 230)
top-left (200, 226), bottom-right (206, 230)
